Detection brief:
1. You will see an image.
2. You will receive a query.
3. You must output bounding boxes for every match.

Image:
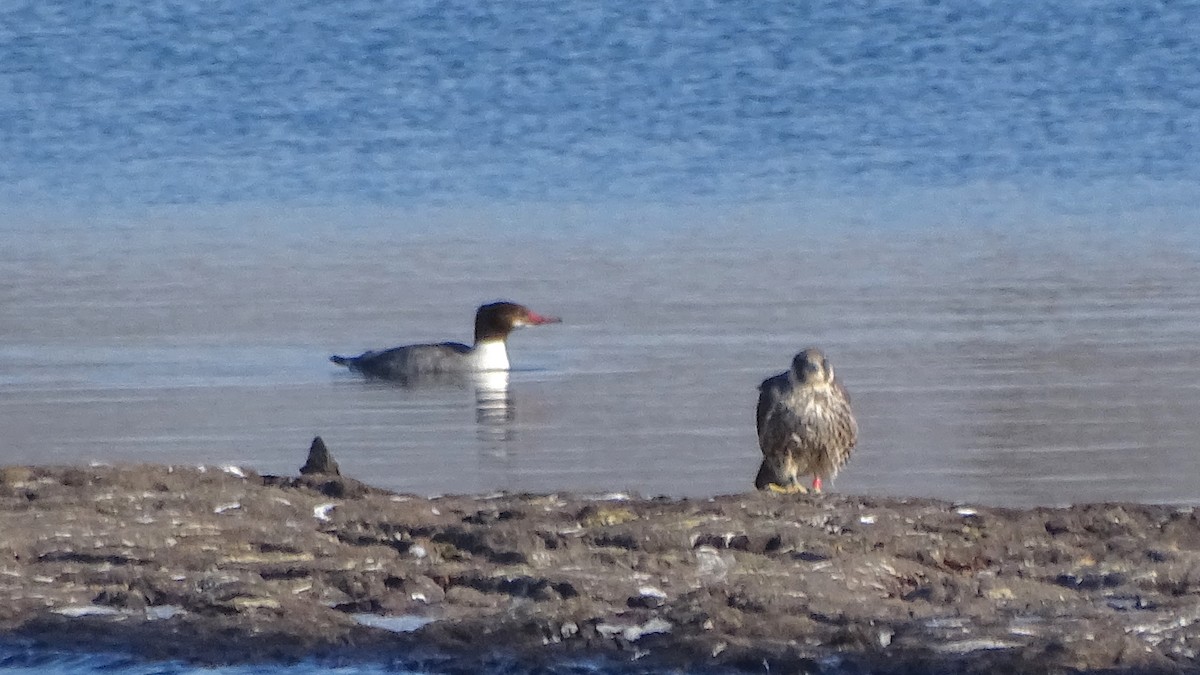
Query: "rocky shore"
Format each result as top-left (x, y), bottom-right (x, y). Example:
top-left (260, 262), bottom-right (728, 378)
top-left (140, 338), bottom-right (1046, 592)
top-left (1, 443), bottom-right (1199, 674)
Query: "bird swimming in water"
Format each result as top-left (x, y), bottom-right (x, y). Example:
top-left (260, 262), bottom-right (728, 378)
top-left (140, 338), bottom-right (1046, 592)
top-left (330, 301), bottom-right (560, 382)
top-left (755, 347), bottom-right (858, 494)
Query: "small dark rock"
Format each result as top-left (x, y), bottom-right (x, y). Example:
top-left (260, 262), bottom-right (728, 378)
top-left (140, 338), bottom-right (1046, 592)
top-left (627, 594), bottom-right (665, 609)
top-left (299, 436), bottom-right (340, 476)
top-left (1045, 519), bottom-right (1071, 536)
top-left (902, 586), bottom-right (933, 602)
top-left (444, 585), bottom-right (499, 608)
top-left (333, 597), bottom-right (381, 613)
top-left (795, 550), bottom-right (830, 563)
top-left (463, 509), bottom-right (521, 525)
top-left (1055, 571), bottom-right (1126, 590)
top-left (94, 587), bottom-right (149, 610)
top-left (257, 566), bottom-right (311, 581)
top-left (329, 570), bottom-right (386, 600)
top-left (1146, 549), bottom-right (1171, 563)
top-left (59, 468), bottom-right (91, 487)
top-left (591, 533), bottom-right (639, 550)
top-left (451, 574), bottom-right (563, 601)
top-left (314, 479), bottom-right (348, 498)
top-left (1107, 595), bottom-right (1157, 611)
top-left (552, 581), bottom-right (578, 599)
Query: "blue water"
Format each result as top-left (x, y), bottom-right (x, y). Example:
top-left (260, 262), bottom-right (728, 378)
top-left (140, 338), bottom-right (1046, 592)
top-left (3, 1), bottom-right (1200, 672)
top-left (2, 0), bottom-right (1199, 208)
top-left (0, 646), bottom-right (636, 675)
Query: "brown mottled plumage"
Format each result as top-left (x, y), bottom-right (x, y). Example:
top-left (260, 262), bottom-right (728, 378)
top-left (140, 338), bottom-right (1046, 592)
top-left (755, 348), bottom-right (858, 493)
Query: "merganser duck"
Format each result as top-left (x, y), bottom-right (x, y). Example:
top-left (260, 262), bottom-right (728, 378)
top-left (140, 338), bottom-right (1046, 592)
top-left (330, 301), bottom-right (560, 381)
top-left (754, 347), bottom-right (858, 494)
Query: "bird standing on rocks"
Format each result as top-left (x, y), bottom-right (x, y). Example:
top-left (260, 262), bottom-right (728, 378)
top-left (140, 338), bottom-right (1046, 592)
top-left (755, 348), bottom-right (858, 493)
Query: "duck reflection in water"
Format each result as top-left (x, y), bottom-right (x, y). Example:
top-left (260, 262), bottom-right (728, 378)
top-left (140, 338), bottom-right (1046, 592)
top-left (338, 369), bottom-right (519, 446)
top-left (474, 370), bottom-right (516, 444)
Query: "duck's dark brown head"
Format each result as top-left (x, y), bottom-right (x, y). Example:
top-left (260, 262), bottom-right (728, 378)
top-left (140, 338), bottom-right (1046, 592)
top-left (474, 301), bottom-right (561, 344)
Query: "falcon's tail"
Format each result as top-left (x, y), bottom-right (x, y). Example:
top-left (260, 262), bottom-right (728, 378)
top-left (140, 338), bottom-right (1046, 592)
top-left (330, 355), bottom-right (353, 368)
top-left (753, 460), bottom-right (774, 491)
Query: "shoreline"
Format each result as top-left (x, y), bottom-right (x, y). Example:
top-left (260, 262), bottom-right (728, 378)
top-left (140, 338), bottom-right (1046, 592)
top-left (1, 457), bottom-right (1198, 674)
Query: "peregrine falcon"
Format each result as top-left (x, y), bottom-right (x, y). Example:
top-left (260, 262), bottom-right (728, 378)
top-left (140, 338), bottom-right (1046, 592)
top-left (755, 348), bottom-right (858, 493)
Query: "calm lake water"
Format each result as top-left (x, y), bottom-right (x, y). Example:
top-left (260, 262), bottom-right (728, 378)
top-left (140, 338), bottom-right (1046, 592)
top-left (2, 0), bottom-right (1200, 669)
top-left (2, 209), bottom-right (1199, 507)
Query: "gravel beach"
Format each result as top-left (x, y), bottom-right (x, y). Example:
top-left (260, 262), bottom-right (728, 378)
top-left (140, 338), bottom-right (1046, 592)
top-left (1, 446), bottom-right (1198, 674)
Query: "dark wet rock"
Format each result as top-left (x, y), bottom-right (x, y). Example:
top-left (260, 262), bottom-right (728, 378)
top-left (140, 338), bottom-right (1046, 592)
top-left (93, 587), bottom-right (150, 610)
top-left (58, 467), bottom-right (92, 487)
top-left (626, 586), bottom-right (666, 609)
top-left (1, 463), bottom-right (1200, 674)
top-left (299, 436), bottom-right (340, 476)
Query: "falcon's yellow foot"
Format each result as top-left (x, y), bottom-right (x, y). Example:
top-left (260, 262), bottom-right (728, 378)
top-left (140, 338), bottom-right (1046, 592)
top-left (766, 482), bottom-right (808, 495)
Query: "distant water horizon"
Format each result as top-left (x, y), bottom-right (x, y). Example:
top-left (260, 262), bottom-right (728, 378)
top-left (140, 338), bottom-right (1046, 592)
top-left (4, 0), bottom-right (1200, 207)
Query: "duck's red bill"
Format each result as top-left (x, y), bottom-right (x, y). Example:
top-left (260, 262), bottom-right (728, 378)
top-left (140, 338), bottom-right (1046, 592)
top-left (527, 311), bottom-right (561, 325)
